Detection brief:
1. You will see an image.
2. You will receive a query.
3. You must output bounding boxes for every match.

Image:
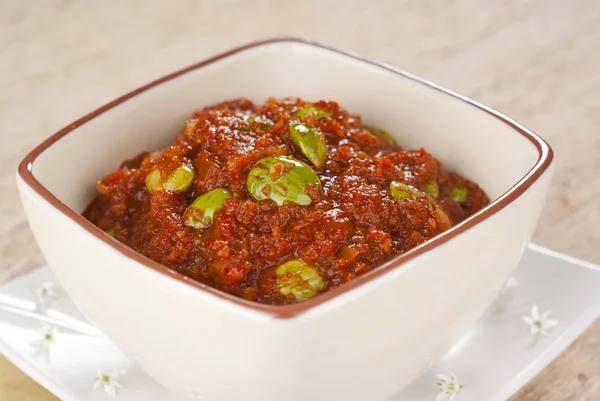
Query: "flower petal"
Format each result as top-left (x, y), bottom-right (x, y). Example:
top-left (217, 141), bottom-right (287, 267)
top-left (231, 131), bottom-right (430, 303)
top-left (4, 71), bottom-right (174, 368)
top-left (436, 393), bottom-right (449, 401)
top-left (105, 384), bottom-right (116, 396)
top-left (531, 324), bottom-right (542, 335)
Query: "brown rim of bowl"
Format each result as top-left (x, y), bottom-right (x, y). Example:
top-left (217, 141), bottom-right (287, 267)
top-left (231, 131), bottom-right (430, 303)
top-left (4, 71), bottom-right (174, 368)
top-left (18, 37), bottom-right (553, 319)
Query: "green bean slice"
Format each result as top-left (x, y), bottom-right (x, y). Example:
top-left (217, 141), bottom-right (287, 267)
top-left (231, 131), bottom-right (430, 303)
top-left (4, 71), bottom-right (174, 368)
top-left (291, 105), bottom-right (332, 119)
top-left (244, 115), bottom-right (274, 131)
top-left (390, 182), bottom-right (452, 230)
top-left (184, 188), bottom-right (232, 229)
top-left (390, 181), bottom-right (420, 199)
top-left (451, 187), bottom-right (469, 203)
top-left (289, 123), bottom-right (328, 168)
top-left (275, 259), bottom-right (326, 301)
top-left (424, 181), bottom-right (440, 198)
top-left (247, 156), bottom-right (321, 206)
top-left (366, 126), bottom-right (396, 145)
top-left (146, 163), bottom-right (195, 194)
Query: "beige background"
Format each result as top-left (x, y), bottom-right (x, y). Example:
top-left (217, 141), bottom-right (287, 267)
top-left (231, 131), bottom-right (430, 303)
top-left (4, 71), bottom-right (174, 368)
top-left (1, 0), bottom-right (599, 399)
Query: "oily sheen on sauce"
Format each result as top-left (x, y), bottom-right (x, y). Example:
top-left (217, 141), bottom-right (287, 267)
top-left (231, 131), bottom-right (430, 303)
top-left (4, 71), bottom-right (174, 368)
top-left (84, 98), bottom-right (489, 305)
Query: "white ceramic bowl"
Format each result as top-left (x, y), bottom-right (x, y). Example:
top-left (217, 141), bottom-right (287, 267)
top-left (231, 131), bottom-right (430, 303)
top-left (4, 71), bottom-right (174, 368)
top-left (17, 39), bottom-right (553, 401)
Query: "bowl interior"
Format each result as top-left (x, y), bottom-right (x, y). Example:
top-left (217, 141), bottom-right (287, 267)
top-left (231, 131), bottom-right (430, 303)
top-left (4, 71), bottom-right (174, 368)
top-left (31, 40), bottom-right (540, 216)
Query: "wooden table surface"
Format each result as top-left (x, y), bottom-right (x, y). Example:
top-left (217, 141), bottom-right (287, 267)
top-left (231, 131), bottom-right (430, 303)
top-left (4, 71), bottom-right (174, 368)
top-left (2, 1), bottom-right (599, 399)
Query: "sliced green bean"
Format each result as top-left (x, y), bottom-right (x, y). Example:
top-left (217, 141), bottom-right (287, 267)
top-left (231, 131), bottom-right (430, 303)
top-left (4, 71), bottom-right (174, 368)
top-left (244, 115), bottom-right (274, 131)
top-left (184, 188), bottom-right (232, 229)
top-left (291, 105), bottom-right (332, 119)
top-left (451, 187), bottom-right (469, 203)
top-left (366, 126), bottom-right (396, 145)
top-left (390, 181), bottom-right (420, 199)
top-left (146, 163), bottom-right (195, 194)
top-left (275, 259), bottom-right (326, 301)
top-left (247, 156), bottom-right (321, 206)
top-left (424, 181), bottom-right (440, 198)
top-left (289, 123), bottom-right (328, 168)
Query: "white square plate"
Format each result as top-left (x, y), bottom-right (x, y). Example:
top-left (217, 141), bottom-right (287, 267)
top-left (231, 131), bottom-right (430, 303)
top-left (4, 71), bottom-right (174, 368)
top-left (1, 244), bottom-right (598, 401)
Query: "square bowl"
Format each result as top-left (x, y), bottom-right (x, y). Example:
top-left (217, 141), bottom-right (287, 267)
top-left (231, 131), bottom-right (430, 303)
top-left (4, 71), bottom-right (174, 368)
top-left (16, 38), bottom-right (553, 401)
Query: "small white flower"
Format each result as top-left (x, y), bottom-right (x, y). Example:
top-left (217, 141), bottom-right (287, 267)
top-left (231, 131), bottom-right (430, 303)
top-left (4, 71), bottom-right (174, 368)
top-left (94, 369), bottom-right (124, 396)
top-left (29, 323), bottom-right (57, 352)
top-left (522, 305), bottom-right (558, 336)
top-left (29, 282), bottom-right (60, 311)
top-left (436, 373), bottom-right (463, 400)
top-left (501, 277), bottom-right (519, 293)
